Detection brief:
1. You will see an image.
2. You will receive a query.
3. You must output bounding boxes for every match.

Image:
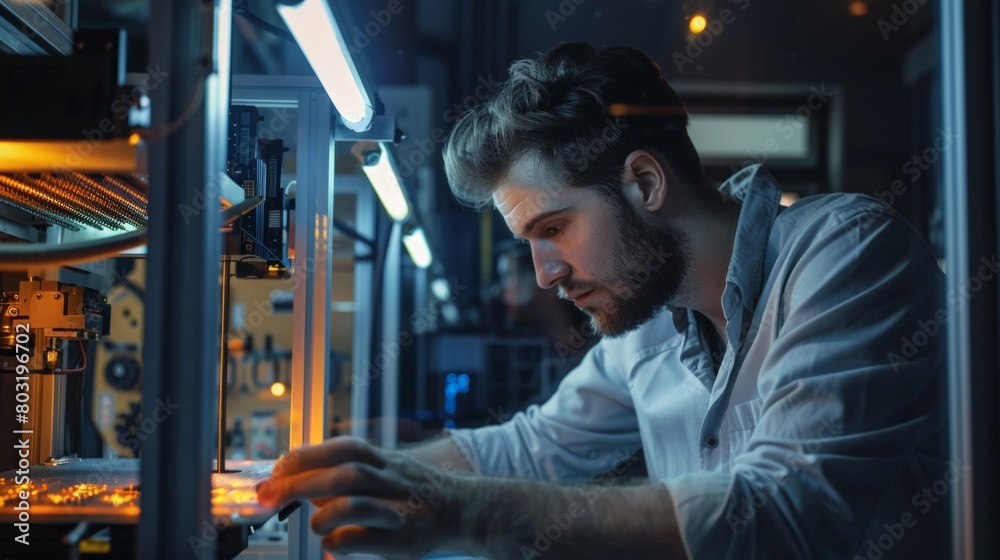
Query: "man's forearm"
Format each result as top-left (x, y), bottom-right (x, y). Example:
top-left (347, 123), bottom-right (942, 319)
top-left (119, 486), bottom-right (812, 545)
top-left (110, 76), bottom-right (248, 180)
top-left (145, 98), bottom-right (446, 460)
top-left (450, 476), bottom-right (688, 560)
top-left (400, 434), bottom-right (475, 473)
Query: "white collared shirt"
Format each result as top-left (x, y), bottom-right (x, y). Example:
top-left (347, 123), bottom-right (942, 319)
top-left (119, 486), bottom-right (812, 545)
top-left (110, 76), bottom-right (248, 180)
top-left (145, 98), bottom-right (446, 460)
top-left (449, 165), bottom-right (950, 559)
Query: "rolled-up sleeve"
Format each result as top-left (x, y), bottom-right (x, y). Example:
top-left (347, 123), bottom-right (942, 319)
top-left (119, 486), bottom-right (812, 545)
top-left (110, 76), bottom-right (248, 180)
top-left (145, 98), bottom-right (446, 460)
top-left (449, 341), bottom-right (642, 483)
top-left (664, 208), bottom-right (948, 559)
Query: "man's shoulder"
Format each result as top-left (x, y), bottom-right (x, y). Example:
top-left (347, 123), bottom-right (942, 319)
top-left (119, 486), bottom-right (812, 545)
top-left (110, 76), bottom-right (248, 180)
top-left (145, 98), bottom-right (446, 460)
top-left (778, 191), bottom-right (896, 230)
top-left (772, 191), bottom-right (922, 251)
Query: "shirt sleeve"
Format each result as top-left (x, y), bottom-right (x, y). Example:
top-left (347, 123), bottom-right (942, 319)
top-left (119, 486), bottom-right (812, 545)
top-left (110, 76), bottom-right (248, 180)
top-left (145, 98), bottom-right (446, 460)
top-left (448, 341), bottom-right (643, 483)
top-left (664, 206), bottom-right (948, 559)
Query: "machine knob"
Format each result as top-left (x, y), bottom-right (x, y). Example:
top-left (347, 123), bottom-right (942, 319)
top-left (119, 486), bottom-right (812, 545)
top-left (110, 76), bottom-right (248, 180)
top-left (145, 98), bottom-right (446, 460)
top-left (105, 355), bottom-right (141, 390)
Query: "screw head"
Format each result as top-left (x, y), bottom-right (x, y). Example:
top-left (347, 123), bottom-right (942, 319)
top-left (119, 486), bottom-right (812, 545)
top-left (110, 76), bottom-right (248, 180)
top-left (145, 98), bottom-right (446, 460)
top-left (7, 307), bottom-right (17, 316)
top-left (54, 293), bottom-right (60, 299)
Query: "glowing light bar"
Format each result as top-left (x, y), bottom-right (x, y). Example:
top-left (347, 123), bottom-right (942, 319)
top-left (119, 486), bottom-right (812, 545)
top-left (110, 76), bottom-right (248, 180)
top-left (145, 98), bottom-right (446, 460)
top-left (403, 227), bottom-right (433, 269)
top-left (361, 143), bottom-right (410, 221)
top-left (277, 0), bottom-right (374, 131)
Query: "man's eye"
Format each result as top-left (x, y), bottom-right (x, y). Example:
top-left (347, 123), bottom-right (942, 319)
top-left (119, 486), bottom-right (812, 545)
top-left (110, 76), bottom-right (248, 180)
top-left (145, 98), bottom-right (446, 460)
top-left (545, 225), bottom-right (562, 235)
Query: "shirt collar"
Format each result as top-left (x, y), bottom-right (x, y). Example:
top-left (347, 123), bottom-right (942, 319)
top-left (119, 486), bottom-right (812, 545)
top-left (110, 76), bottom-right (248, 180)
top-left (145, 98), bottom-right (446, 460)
top-left (720, 164), bottom-right (783, 316)
top-left (670, 165), bottom-right (782, 334)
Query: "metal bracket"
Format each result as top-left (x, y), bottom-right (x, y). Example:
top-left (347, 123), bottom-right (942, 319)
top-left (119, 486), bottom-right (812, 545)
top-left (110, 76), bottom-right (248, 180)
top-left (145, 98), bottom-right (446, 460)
top-left (333, 115), bottom-right (397, 142)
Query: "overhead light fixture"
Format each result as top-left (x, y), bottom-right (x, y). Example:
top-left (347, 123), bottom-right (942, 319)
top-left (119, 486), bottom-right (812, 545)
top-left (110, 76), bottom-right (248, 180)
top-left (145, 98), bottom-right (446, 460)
top-left (361, 142), bottom-right (410, 221)
top-left (276, 0), bottom-right (374, 131)
top-left (402, 227), bottom-right (433, 269)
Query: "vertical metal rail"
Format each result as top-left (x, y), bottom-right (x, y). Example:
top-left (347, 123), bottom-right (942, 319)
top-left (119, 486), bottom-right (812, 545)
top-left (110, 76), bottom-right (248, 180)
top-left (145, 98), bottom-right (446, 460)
top-left (352, 180), bottom-right (375, 438)
top-left (942, 1), bottom-right (1000, 559)
top-left (140, 0), bottom-right (230, 557)
top-left (379, 221), bottom-right (402, 449)
top-left (288, 89), bottom-right (333, 560)
top-left (217, 258), bottom-right (231, 473)
top-left (413, 260), bottom-right (428, 429)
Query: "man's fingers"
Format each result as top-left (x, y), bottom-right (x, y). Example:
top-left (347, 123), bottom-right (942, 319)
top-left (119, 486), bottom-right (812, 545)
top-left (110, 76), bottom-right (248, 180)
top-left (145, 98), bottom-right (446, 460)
top-left (310, 495), bottom-right (408, 534)
top-left (320, 526), bottom-right (408, 558)
top-left (258, 461), bottom-right (388, 507)
top-left (271, 436), bottom-right (385, 478)
top-left (319, 525), bottom-right (374, 555)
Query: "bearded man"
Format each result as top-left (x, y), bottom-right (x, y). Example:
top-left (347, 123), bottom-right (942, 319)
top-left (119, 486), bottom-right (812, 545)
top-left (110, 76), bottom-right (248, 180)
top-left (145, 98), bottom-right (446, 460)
top-left (257, 43), bottom-right (949, 560)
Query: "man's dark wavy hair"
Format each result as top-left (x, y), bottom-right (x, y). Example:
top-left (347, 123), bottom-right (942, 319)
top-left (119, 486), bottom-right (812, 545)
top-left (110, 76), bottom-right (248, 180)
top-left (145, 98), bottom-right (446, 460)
top-left (443, 42), bottom-right (707, 211)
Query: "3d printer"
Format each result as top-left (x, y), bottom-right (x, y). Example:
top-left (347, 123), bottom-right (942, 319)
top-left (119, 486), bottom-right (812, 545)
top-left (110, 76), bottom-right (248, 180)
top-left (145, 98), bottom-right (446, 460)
top-left (0, 15), bottom-right (293, 558)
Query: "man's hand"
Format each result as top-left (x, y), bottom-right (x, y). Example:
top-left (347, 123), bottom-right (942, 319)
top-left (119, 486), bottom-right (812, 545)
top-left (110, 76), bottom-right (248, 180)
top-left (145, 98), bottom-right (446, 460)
top-left (256, 436), bottom-right (464, 559)
top-left (257, 436), bottom-right (686, 560)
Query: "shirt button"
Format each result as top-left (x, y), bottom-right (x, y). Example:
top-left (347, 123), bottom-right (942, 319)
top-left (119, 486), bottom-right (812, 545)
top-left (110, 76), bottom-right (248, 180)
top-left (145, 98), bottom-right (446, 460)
top-left (704, 435), bottom-right (719, 448)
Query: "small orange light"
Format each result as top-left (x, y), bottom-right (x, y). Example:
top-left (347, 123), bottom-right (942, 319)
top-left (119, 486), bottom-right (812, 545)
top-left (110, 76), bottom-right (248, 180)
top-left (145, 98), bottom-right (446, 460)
top-left (128, 132), bottom-right (141, 146)
top-left (780, 192), bottom-right (801, 207)
top-left (270, 382), bottom-right (286, 397)
top-left (848, 1), bottom-right (868, 16)
top-left (689, 14), bottom-right (708, 34)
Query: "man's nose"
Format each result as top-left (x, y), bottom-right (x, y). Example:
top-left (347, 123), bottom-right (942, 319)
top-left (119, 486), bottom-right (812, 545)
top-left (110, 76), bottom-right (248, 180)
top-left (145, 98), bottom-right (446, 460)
top-left (532, 244), bottom-right (569, 289)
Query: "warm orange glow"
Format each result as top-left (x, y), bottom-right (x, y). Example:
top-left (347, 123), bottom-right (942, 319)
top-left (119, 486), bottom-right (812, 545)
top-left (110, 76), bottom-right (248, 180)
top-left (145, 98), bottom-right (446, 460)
top-left (780, 192), bottom-right (802, 207)
top-left (46, 483), bottom-right (106, 504)
top-left (0, 139), bottom-right (138, 173)
top-left (271, 382), bottom-right (286, 397)
top-left (689, 14), bottom-right (707, 34)
top-left (848, 1), bottom-right (868, 16)
top-left (128, 132), bottom-right (141, 146)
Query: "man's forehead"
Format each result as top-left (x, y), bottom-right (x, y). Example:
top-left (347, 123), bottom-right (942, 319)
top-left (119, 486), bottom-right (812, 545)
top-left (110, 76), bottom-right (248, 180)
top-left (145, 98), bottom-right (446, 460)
top-left (494, 184), bottom-right (562, 219)
top-left (493, 157), bottom-right (566, 218)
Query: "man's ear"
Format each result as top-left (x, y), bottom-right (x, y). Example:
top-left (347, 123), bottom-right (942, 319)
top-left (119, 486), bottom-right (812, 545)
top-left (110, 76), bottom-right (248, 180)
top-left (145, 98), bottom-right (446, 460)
top-left (621, 150), bottom-right (668, 213)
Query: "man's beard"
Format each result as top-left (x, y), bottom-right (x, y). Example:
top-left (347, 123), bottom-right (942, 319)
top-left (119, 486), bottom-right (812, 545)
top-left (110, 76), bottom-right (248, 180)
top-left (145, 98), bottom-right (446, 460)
top-left (564, 197), bottom-right (692, 338)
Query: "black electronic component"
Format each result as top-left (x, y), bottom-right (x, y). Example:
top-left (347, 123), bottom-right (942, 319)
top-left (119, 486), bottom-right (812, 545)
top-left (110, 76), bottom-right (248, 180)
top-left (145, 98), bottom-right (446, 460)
top-left (258, 138), bottom-right (288, 265)
top-left (225, 105), bottom-right (265, 259)
top-left (224, 106), bottom-right (288, 268)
